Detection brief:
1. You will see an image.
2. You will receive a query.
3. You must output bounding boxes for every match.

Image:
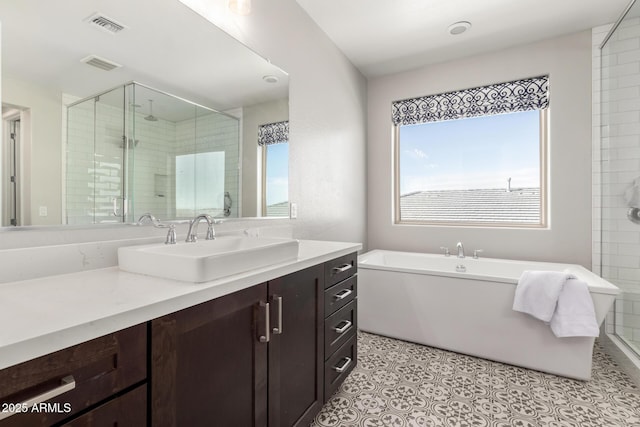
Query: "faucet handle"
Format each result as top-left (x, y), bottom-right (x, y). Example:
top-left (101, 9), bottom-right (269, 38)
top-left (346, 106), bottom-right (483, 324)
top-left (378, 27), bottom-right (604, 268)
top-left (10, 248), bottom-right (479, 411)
top-left (206, 224), bottom-right (215, 240)
top-left (473, 249), bottom-right (484, 259)
top-left (165, 225), bottom-right (177, 245)
top-left (440, 246), bottom-right (450, 257)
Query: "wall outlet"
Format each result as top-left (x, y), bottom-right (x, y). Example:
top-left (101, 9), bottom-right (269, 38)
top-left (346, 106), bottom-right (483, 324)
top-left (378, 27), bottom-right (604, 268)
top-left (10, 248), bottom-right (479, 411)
top-left (39, 206), bottom-right (48, 217)
top-left (290, 202), bottom-right (298, 219)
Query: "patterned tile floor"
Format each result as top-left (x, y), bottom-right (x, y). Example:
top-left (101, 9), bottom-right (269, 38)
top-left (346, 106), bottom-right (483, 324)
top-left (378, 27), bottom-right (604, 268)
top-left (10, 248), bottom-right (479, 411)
top-left (312, 331), bottom-right (640, 427)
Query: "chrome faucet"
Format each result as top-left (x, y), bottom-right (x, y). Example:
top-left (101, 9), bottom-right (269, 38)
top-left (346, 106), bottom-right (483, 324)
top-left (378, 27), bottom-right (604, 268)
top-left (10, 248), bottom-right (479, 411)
top-left (185, 214), bottom-right (216, 243)
top-left (456, 241), bottom-right (465, 258)
top-left (137, 213), bottom-right (160, 226)
top-left (137, 213), bottom-right (176, 244)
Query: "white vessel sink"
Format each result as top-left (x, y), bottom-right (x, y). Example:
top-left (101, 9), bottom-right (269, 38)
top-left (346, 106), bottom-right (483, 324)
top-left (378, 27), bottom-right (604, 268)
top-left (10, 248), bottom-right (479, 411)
top-left (118, 236), bottom-right (299, 282)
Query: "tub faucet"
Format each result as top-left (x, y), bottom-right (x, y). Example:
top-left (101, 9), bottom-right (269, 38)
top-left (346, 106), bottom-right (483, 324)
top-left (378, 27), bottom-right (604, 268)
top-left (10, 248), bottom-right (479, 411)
top-left (456, 242), bottom-right (465, 258)
top-left (186, 214), bottom-right (216, 243)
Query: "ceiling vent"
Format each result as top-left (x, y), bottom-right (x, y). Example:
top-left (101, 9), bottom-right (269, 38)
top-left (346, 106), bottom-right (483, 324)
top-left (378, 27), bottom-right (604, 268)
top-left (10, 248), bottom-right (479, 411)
top-left (81, 55), bottom-right (122, 71)
top-left (85, 13), bottom-right (127, 34)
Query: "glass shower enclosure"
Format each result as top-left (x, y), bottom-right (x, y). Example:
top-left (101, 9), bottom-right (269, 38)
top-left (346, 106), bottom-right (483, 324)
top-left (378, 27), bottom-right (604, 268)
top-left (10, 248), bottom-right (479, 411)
top-left (600, 0), bottom-right (640, 356)
top-left (65, 82), bottom-right (239, 225)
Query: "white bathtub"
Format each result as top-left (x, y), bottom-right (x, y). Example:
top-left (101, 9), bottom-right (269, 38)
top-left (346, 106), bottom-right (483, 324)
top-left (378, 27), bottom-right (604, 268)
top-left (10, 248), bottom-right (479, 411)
top-left (358, 250), bottom-right (619, 380)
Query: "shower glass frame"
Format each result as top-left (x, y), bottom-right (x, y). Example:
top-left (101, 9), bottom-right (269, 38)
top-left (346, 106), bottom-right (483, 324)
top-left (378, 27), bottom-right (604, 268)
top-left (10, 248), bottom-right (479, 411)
top-left (600, 0), bottom-right (640, 357)
top-left (65, 82), bottom-right (240, 225)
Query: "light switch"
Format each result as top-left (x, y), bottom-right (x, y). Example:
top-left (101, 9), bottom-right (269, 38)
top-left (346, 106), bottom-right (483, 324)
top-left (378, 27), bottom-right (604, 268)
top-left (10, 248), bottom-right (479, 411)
top-left (290, 203), bottom-right (298, 219)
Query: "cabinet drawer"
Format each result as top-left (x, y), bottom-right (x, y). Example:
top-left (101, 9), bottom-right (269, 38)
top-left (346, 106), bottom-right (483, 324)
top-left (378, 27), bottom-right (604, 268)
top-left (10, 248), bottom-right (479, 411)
top-left (324, 275), bottom-right (357, 317)
top-left (62, 384), bottom-right (146, 427)
top-left (324, 300), bottom-right (357, 360)
top-left (324, 335), bottom-right (357, 402)
top-left (324, 252), bottom-right (357, 289)
top-left (0, 324), bottom-right (146, 427)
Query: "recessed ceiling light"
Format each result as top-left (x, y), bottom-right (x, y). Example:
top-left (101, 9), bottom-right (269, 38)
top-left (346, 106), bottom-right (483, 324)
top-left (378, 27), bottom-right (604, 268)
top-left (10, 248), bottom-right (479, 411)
top-left (228, 0), bottom-right (251, 15)
top-left (263, 75), bottom-right (279, 84)
top-left (448, 21), bottom-right (471, 36)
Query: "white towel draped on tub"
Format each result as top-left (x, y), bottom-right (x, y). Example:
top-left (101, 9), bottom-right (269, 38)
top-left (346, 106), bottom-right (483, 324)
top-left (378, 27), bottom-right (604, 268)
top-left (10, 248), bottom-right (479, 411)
top-left (550, 278), bottom-right (600, 338)
top-left (513, 271), bottom-right (575, 322)
top-left (513, 271), bottom-right (599, 338)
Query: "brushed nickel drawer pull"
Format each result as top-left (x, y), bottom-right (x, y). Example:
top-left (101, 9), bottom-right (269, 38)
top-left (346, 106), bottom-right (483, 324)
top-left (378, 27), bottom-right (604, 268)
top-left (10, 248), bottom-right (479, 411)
top-left (332, 263), bottom-right (353, 274)
top-left (259, 301), bottom-right (270, 343)
top-left (0, 375), bottom-right (76, 421)
top-left (333, 320), bottom-right (352, 334)
top-left (272, 295), bottom-right (283, 335)
top-left (333, 357), bottom-right (352, 373)
top-left (334, 289), bottom-right (352, 300)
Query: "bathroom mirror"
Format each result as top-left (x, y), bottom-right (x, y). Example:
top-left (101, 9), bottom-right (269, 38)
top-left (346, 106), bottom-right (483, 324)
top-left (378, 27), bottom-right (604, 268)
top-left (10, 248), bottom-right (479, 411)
top-left (0, 0), bottom-right (289, 227)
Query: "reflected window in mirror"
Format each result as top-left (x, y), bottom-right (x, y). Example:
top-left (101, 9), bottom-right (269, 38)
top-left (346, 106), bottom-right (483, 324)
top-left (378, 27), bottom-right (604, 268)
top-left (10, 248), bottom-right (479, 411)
top-left (258, 121), bottom-right (289, 217)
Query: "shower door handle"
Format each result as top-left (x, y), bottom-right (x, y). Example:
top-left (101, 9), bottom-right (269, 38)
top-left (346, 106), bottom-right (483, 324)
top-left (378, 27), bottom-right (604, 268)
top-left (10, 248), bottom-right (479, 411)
top-left (112, 197), bottom-right (120, 216)
top-left (112, 197), bottom-right (128, 218)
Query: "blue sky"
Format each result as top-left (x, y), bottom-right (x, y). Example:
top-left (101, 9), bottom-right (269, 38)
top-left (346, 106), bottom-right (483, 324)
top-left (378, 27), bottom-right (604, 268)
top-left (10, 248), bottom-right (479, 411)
top-left (399, 110), bottom-right (540, 194)
top-left (265, 143), bottom-right (289, 205)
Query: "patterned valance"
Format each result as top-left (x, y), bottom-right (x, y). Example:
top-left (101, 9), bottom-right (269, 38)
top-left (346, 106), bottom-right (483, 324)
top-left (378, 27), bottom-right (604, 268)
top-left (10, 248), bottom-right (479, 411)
top-left (258, 121), bottom-right (289, 146)
top-left (392, 76), bottom-right (549, 126)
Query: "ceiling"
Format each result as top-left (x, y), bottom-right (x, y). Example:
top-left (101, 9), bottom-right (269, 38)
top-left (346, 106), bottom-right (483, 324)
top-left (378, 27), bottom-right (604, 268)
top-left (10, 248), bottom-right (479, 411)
top-left (0, 0), bottom-right (288, 114)
top-left (295, 0), bottom-right (631, 77)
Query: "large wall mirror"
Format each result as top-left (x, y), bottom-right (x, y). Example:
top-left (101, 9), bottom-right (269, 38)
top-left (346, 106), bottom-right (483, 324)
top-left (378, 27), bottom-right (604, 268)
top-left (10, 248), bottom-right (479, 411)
top-left (0, 0), bottom-right (289, 227)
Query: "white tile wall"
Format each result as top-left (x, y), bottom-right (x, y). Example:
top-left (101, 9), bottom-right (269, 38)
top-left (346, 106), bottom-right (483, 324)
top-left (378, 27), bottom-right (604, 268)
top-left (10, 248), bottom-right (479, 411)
top-left (594, 20), bottom-right (640, 344)
top-left (65, 95), bottom-right (240, 224)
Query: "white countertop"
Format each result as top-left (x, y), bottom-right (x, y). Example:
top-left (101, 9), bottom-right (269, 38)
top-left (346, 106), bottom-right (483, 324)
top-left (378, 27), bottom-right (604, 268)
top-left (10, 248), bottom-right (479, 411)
top-left (0, 239), bottom-right (361, 371)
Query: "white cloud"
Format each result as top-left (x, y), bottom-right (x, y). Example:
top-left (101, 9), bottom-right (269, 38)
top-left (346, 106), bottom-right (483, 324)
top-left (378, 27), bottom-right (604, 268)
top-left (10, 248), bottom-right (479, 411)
top-left (405, 148), bottom-right (428, 159)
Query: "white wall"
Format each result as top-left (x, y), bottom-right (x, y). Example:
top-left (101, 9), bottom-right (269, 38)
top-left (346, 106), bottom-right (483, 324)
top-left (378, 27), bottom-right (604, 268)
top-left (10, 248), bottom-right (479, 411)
top-left (210, 0), bottom-right (368, 245)
top-left (367, 31), bottom-right (593, 267)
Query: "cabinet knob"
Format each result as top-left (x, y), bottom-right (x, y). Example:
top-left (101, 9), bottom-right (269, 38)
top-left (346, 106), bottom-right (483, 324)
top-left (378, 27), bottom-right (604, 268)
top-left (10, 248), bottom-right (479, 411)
top-left (333, 357), bottom-right (352, 373)
top-left (0, 375), bottom-right (76, 421)
top-left (333, 289), bottom-right (353, 301)
top-left (332, 263), bottom-right (353, 274)
top-left (333, 320), bottom-right (352, 334)
top-left (272, 295), bottom-right (283, 335)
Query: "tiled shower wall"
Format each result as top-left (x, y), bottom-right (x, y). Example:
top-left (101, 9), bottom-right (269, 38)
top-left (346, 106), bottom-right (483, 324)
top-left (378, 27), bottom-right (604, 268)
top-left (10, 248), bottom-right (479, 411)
top-left (66, 99), bottom-right (239, 224)
top-left (594, 19), bottom-right (640, 346)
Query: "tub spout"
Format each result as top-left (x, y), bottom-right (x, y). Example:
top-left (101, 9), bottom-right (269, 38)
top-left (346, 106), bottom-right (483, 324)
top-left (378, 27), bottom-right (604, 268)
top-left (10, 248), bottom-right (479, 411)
top-left (456, 242), bottom-right (465, 258)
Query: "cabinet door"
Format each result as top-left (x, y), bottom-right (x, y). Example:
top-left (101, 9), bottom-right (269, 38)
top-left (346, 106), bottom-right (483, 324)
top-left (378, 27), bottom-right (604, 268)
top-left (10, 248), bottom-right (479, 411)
top-left (151, 283), bottom-right (268, 427)
top-left (268, 265), bottom-right (324, 427)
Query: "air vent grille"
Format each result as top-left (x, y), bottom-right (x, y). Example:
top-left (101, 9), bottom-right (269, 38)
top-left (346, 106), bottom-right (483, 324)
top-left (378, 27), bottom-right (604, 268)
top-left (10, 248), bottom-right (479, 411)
top-left (81, 55), bottom-right (122, 71)
top-left (86, 13), bottom-right (126, 34)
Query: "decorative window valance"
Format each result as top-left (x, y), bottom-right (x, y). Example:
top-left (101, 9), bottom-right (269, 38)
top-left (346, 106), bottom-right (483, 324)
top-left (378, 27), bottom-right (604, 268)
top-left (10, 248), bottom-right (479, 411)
top-left (258, 121), bottom-right (289, 146)
top-left (391, 75), bottom-right (549, 126)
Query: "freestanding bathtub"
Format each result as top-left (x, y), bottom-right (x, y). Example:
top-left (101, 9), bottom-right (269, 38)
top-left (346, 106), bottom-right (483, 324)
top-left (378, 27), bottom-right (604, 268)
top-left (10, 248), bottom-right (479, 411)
top-left (358, 250), bottom-right (619, 380)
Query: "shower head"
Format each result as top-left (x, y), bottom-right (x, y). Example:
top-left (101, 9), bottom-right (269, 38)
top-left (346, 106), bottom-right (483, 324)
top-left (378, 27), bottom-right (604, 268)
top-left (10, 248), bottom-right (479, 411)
top-left (145, 99), bottom-right (158, 122)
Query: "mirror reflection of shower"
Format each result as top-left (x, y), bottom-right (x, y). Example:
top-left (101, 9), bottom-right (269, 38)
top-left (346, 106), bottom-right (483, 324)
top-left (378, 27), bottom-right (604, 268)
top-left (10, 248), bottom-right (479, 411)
top-left (145, 99), bottom-right (158, 122)
top-left (65, 82), bottom-right (240, 225)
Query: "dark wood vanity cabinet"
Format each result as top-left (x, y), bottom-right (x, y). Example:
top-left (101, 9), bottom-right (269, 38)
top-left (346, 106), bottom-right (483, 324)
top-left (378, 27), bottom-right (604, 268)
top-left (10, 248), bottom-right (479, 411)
top-left (0, 324), bottom-right (147, 427)
top-left (0, 252), bottom-right (358, 427)
top-left (150, 263), bottom-right (325, 427)
top-left (323, 252), bottom-right (358, 402)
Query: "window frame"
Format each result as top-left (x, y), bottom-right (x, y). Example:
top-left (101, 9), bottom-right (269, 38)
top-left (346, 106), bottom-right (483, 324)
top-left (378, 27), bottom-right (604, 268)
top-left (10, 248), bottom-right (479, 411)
top-left (392, 108), bottom-right (549, 228)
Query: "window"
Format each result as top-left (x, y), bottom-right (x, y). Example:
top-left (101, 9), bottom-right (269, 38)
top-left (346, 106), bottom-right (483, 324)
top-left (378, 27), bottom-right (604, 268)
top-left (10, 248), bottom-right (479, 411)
top-left (175, 151), bottom-right (225, 217)
top-left (258, 121), bottom-right (289, 217)
top-left (393, 76), bottom-right (548, 227)
top-left (262, 143), bottom-right (289, 216)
